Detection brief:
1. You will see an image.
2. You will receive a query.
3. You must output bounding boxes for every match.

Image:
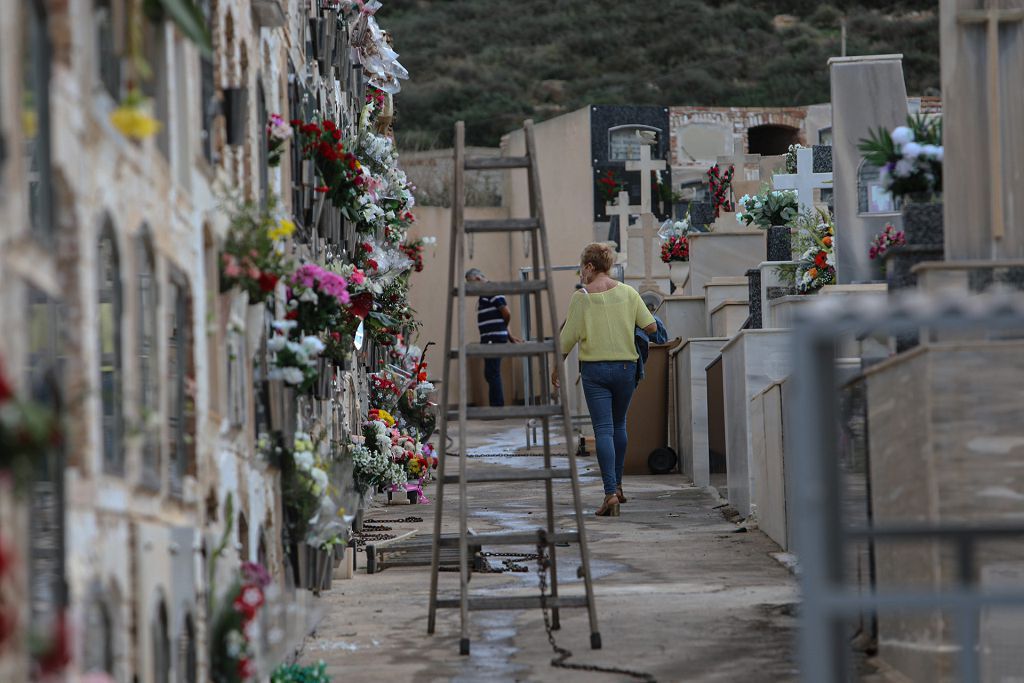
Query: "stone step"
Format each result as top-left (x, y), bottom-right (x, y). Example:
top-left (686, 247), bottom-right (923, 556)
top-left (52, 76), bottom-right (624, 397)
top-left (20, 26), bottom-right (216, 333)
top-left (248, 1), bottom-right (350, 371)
top-left (710, 300), bottom-right (750, 337)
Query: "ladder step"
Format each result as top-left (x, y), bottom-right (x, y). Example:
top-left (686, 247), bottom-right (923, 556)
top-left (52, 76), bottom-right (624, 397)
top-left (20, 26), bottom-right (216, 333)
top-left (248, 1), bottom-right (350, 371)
top-left (464, 218), bottom-right (540, 233)
top-left (442, 468), bottom-right (572, 484)
top-left (450, 341), bottom-right (555, 358)
top-left (439, 531), bottom-right (580, 547)
top-left (464, 156), bottom-right (531, 170)
top-left (447, 405), bottom-right (562, 420)
top-left (459, 280), bottom-right (547, 296)
top-left (436, 595), bottom-right (589, 611)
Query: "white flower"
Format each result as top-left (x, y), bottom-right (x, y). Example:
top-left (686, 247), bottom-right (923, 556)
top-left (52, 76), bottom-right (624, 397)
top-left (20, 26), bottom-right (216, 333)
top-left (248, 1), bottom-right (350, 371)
top-left (894, 159), bottom-right (916, 178)
top-left (933, 146), bottom-right (944, 162)
top-left (298, 288), bottom-right (319, 303)
top-left (267, 335), bottom-right (287, 352)
top-left (901, 142), bottom-right (922, 159)
top-left (891, 126), bottom-right (914, 146)
top-left (294, 450), bottom-right (314, 471)
top-left (301, 336), bottom-right (325, 355)
top-left (310, 467), bottom-right (329, 494)
top-left (272, 319), bottom-right (297, 332)
top-left (281, 366), bottom-right (305, 385)
top-left (920, 144), bottom-right (939, 159)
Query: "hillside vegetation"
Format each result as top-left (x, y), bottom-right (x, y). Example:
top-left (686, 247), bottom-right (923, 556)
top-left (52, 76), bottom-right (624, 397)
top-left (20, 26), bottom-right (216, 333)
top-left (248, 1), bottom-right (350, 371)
top-left (384, 0), bottom-right (940, 148)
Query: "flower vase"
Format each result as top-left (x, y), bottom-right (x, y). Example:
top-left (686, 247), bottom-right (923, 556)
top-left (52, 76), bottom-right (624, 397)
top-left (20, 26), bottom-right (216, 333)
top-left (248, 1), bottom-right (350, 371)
top-left (668, 261), bottom-right (690, 289)
top-left (246, 302), bottom-right (265, 354)
top-left (766, 225), bottom-right (792, 261)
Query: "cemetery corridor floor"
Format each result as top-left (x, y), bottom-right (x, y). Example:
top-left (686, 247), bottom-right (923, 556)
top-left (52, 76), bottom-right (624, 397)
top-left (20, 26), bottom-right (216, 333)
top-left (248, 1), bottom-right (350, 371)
top-left (300, 420), bottom-right (799, 682)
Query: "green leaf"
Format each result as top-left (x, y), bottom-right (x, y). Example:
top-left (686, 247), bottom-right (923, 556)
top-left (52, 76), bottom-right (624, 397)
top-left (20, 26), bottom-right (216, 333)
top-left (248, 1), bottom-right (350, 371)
top-left (149, 0), bottom-right (212, 56)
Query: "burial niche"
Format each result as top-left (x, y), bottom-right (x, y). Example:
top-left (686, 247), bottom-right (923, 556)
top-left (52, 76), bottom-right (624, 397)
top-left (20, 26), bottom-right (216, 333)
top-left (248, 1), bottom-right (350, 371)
top-left (608, 125), bottom-right (660, 162)
top-left (857, 159), bottom-right (897, 215)
top-left (81, 587), bottom-right (115, 675)
top-left (747, 124), bottom-right (800, 156)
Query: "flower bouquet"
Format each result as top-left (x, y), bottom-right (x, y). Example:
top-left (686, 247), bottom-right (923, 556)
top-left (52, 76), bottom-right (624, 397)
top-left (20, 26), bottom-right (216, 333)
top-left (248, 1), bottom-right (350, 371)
top-left (736, 188), bottom-right (799, 229)
top-left (287, 263), bottom-right (351, 336)
top-left (707, 163), bottom-right (735, 218)
top-left (293, 118), bottom-right (366, 219)
top-left (267, 114), bottom-right (292, 167)
top-left (597, 169), bottom-right (626, 204)
top-left (208, 562), bottom-right (271, 683)
top-left (793, 209), bottom-right (836, 294)
top-left (0, 359), bottom-right (62, 483)
top-left (659, 234), bottom-right (689, 263)
top-left (858, 114), bottom-right (943, 202)
top-left (267, 321), bottom-right (325, 392)
top-left (220, 199), bottom-right (294, 305)
top-left (399, 239), bottom-right (425, 272)
top-left (868, 223), bottom-right (906, 277)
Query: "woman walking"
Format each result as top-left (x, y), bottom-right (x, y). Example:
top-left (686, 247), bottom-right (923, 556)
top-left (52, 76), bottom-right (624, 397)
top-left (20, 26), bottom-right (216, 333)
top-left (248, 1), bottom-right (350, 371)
top-left (553, 243), bottom-right (657, 516)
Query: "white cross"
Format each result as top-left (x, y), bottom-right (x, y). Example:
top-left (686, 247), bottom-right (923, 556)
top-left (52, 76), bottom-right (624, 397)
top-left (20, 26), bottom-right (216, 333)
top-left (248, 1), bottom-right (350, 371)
top-left (958, 1), bottom-right (1024, 241)
top-left (771, 146), bottom-right (832, 212)
top-left (630, 212), bottom-right (662, 293)
top-left (605, 190), bottom-right (641, 262)
top-left (625, 142), bottom-right (667, 215)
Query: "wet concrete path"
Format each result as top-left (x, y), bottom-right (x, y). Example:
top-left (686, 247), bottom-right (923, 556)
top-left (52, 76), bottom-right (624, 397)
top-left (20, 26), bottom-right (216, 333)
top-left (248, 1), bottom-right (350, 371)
top-left (300, 420), bottom-right (799, 682)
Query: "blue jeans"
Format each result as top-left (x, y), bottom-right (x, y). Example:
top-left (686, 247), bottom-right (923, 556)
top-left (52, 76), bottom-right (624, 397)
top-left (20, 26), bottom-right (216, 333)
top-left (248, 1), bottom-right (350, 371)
top-left (581, 361), bottom-right (637, 495)
top-left (483, 339), bottom-right (506, 407)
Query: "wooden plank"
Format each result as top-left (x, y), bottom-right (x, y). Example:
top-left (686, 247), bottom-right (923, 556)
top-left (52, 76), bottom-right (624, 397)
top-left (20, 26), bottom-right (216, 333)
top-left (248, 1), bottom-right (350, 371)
top-left (464, 218), bottom-right (540, 233)
top-left (460, 280), bottom-right (548, 296)
top-left (442, 468), bottom-right (572, 484)
top-left (464, 156), bottom-right (531, 170)
top-left (449, 341), bottom-right (555, 358)
top-left (436, 595), bottom-right (590, 610)
top-left (446, 404), bottom-right (562, 420)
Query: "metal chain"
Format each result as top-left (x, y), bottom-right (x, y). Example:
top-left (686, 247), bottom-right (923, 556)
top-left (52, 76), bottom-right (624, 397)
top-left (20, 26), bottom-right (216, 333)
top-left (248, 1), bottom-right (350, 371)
top-left (535, 530), bottom-right (658, 682)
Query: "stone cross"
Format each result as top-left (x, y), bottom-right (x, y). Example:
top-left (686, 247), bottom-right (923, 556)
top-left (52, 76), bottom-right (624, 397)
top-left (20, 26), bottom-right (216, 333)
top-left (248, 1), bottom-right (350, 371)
top-left (630, 212), bottom-right (663, 293)
top-left (625, 142), bottom-right (667, 215)
top-left (957, 1), bottom-right (1024, 241)
top-left (771, 146), bottom-right (833, 212)
top-left (605, 190), bottom-right (641, 261)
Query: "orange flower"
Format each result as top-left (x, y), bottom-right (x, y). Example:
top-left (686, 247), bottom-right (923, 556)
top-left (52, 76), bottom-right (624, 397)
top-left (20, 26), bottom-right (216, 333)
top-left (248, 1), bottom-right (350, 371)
top-left (808, 267), bottom-right (818, 279)
top-left (822, 236), bottom-right (832, 247)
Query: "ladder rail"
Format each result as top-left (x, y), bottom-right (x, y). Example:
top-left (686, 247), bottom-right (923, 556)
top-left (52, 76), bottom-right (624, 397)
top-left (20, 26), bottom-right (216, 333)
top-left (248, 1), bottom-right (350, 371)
top-left (524, 118), bottom-right (602, 646)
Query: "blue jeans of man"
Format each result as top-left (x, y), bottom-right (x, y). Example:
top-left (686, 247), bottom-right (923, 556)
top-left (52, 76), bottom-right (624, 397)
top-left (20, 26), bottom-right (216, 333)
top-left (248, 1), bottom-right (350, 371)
top-left (581, 360), bottom-right (637, 495)
top-left (483, 338), bottom-right (506, 407)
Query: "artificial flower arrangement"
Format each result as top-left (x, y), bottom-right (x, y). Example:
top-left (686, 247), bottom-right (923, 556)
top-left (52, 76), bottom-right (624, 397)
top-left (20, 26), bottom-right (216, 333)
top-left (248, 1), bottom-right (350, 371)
top-left (267, 113), bottom-right (293, 167)
top-left (0, 358), bottom-right (62, 484)
top-left (597, 169), bottom-right (626, 204)
top-left (868, 223), bottom-right (906, 276)
top-left (736, 187), bottom-right (799, 229)
top-left (267, 320), bottom-right (325, 392)
top-left (287, 263), bottom-right (351, 334)
top-left (399, 238), bottom-right (425, 272)
top-left (349, 425), bottom-right (406, 495)
top-left (271, 661), bottom-right (332, 683)
top-left (793, 208), bottom-right (837, 294)
top-left (369, 370), bottom-right (404, 412)
top-left (219, 198), bottom-right (294, 305)
top-left (659, 231), bottom-right (689, 264)
top-left (208, 560), bottom-right (271, 683)
top-left (707, 163), bottom-right (735, 218)
top-left (293, 118), bottom-right (367, 219)
top-left (858, 114), bottom-right (943, 201)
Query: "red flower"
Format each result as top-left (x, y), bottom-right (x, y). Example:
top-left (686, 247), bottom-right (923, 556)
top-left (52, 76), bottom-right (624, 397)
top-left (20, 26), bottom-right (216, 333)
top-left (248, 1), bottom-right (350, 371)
top-left (315, 186), bottom-right (329, 193)
top-left (331, 129), bottom-right (341, 141)
top-left (289, 119), bottom-right (302, 127)
top-left (361, 242), bottom-right (374, 253)
top-left (814, 251), bottom-right (828, 268)
top-left (0, 361), bottom-right (12, 403)
top-left (323, 120), bottom-right (337, 131)
top-left (258, 272), bottom-right (279, 292)
top-left (237, 657), bottom-right (256, 680)
top-left (348, 292), bottom-right (374, 320)
top-left (286, 309), bottom-right (299, 320)
top-left (300, 123), bottom-right (320, 135)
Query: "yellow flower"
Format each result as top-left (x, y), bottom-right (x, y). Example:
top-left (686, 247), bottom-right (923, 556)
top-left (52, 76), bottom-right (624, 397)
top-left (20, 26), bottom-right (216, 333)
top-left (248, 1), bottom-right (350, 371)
top-left (110, 104), bottom-right (161, 140)
top-left (268, 218), bottom-right (296, 241)
top-left (376, 409), bottom-right (396, 427)
top-left (22, 109), bottom-right (38, 139)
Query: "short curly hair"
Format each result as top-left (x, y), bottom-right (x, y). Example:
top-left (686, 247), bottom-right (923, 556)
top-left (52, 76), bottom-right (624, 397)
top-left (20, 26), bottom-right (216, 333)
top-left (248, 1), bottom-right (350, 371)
top-left (580, 242), bottom-right (615, 274)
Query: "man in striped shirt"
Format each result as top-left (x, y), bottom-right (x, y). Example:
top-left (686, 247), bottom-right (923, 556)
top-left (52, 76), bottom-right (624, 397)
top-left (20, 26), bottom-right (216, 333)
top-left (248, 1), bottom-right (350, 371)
top-left (466, 268), bottom-right (519, 407)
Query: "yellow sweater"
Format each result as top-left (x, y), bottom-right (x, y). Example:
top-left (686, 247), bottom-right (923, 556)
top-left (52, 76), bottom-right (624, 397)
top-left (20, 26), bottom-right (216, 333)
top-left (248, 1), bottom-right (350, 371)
top-left (559, 284), bottom-right (656, 361)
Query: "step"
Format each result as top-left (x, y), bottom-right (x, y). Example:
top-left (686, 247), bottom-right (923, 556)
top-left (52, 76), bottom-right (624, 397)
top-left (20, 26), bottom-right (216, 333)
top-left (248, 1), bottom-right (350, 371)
top-left (442, 468), bottom-right (573, 484)
top-left (464, 156), bottom-right (531, 170)
top-left (710, 300), bottom-right (750, 337)
top-left (460, 280), bottom-right (547, 296)
top-left (464, 218), bottom-right (540, 233)
top-left (438, 531), bottom-right (580, 547)
top-left (447, 404), bottom-right (563, 420)
top-left (436, 595), bottom-right (589, 611)
top-left (449, 341), bottom-right (555, 358)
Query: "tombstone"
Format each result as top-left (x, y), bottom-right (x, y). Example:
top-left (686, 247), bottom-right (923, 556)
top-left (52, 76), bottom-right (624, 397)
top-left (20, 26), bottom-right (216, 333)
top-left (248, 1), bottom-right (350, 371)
top-left (772, 146), bottom-right (832, 213)
top-left (942, 0), bottom-right (1024, 260)
top-left (626, 212), bottom-right (669, 293)
top-left (605, 190), bottom-right (640, 259)
top-left (829, 54), bottom-right (908, 283)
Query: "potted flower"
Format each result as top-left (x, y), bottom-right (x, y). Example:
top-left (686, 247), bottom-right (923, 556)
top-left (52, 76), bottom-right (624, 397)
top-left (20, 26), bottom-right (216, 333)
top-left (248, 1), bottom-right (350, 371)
top-left (659, 218), bottom-right (690, 289)
top-left (859, 114), bottom-right (944, 245)
top-left (736, 188), bottom-right (799, 260)
top-left (868, 223), bottom-right (906, 279)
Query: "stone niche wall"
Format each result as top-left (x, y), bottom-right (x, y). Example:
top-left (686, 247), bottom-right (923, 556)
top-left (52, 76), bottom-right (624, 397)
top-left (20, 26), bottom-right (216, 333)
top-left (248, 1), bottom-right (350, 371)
top-left (866, 340), bottom-right (1024, 683)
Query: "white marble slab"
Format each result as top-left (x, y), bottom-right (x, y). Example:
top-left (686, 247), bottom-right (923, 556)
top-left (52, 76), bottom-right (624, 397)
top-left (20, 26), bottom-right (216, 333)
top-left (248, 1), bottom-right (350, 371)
top-left (750, 381), bottom-right (789, 550)
top-left (674, 338), bottom-right (727, 487)
top-left (704, 277), bottom-right (749, 334)
top-left (769, 294), bottom-right (815, 329)
top-left (758, 260), bottom-right (797, 328)
top-left (661, 295), bottom-right (706, 342)
top-left (710, 300), bottom-right (749, 337)
top-left (722, 329), bottom-right (793, 518)
top-left (686, 231), bottom-right (765, 296)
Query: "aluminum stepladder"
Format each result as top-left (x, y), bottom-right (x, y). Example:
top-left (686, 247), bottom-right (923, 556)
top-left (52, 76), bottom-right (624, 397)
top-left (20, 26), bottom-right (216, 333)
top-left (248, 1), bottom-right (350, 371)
top-left (426, 120), bottom-right (602, 655)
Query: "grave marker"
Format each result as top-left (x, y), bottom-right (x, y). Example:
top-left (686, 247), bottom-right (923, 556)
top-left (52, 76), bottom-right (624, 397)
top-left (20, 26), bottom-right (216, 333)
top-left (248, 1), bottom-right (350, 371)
top-left (625, 141), bottom-right (667, 215)
top-left (772, 146), bottom-right (832, 212)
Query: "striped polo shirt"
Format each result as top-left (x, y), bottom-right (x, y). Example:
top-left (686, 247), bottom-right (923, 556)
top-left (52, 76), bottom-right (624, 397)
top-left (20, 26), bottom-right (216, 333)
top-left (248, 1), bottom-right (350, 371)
top-left (477, 295), bottom-right (510, 342)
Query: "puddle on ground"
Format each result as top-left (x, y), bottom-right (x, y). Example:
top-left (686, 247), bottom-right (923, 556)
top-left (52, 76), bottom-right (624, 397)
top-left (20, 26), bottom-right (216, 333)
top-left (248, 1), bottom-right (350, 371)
top-left (452, 611), bottom-right (527, 682)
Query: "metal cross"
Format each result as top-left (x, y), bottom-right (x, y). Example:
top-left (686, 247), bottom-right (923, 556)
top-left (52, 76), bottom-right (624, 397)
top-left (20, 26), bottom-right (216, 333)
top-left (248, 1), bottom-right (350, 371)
top-left (958, 0), bottom-right (1024, 240)
top-left (625, 143), bottom-right (667, 215)
top-left (772, 146), bottom-right (832, 212)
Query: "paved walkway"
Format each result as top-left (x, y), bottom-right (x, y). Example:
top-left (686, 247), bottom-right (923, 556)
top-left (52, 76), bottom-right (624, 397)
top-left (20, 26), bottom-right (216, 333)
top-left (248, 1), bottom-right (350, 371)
top-left (300, 421), bottom-right (799, 682)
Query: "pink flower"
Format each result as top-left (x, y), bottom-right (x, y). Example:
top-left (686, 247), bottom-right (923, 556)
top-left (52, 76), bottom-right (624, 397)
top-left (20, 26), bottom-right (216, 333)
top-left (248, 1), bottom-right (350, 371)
top-left (223, 254), bottom-right (241, 278)
top-left (350, 269), bottom-right (366, 285)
